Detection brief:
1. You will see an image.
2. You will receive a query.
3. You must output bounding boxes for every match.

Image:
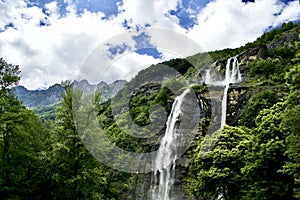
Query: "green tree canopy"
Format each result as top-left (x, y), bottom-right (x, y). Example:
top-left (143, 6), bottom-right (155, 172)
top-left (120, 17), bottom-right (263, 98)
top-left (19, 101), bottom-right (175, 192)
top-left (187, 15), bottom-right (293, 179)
top-left (189, 126), bottom-right (252, 200)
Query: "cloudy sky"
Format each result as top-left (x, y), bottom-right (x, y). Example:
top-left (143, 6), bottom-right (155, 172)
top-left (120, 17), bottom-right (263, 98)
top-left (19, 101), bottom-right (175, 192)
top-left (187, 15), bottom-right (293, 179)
top-left (0, 0), bottom-right (299, 90)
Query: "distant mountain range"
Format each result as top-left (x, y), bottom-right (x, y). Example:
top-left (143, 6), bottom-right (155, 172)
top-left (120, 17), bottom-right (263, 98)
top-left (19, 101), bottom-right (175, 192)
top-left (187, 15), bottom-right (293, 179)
top-left (15, 84), bottom-right (64, 108)
top-left (15, 79), bottom-right (127, 108)
top-left (14, 80), bottom-right (127, 120)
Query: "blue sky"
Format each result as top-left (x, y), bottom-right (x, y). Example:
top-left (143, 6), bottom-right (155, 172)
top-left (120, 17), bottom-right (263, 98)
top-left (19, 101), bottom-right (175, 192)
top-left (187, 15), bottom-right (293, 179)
top-left (0, 0), bottom-right (299, 89)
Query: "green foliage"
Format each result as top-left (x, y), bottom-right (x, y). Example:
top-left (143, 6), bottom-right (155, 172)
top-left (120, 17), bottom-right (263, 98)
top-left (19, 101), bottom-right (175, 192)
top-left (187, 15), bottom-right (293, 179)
top-left (189, 98), bottom-right (299, 200)
top-left (0, 58), bottom-right (46, 199)
top-left (239, 90), bottom-right (280, 128)
top-left (0, 107), bottom-right (44, 199)
top-left (209, 48), bottom-right (240, 61)
top-left (38, 82), bottom-right (118, 199)
top-left (248, 58), bottom-right (284, 80)
top-left (153, 86), bottom-right (174, 111)
top-left (241, 102), bottom-right (294, 200)
top-left (184, 67), bottom-right (197, 81)
top-left (270, 45), bottom-right (297, 60)
top-left (0, 58), bottom-right (20, 90)
top-left (162, 58), bottom-right (194, 75)
top-left (97, 96), bottom-right (143, 153)
top-left (255, 21), bottom-right (296, 45)
top-left (129, 84), bottom-right (160, 126)
top-left (279, 91), bottom-right (300, 199)
top-left (285, 64), bottom-right (300, 89)
top-left (33, 102), bottom-right (59, 121)
top-left (188, 126), bottom-right (252, 200)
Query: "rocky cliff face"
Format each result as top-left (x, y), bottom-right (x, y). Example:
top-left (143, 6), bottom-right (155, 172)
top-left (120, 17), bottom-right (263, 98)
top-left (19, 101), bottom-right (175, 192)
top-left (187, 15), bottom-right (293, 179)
top-left (227, 85), bottom-right (248, 126)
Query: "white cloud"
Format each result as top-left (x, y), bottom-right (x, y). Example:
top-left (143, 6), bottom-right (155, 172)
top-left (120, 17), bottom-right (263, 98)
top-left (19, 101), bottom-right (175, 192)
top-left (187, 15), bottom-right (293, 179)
top-left (44, 1), bottom-right (59, 15)
top-left (76, 29), bottom-right (189, 85)
top-left (0, 1), bottom-right (27, 28)
top-left (0, 0), bottom-right (185, 90)
top-left (274, 0), bottom-right (300, 26)
top-left (119, 0), bottom-right (182, 31)
top-left (0, 0), bottom-right (299, 89)
top-left (0, 1), bottom-right (126, 90)
top-left (103, 52), bottom-right (163, 83)
top-left (188, 0), bottom-right (300, 51)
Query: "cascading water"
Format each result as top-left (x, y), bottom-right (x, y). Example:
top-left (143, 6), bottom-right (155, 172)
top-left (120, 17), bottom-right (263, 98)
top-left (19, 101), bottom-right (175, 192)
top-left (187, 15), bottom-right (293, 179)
top-left (150, 89), bottom-right (190, 200)
top-left (203, 56), bottom-right (242, 127)
top-left (221, 56), bottom-right (242, 127)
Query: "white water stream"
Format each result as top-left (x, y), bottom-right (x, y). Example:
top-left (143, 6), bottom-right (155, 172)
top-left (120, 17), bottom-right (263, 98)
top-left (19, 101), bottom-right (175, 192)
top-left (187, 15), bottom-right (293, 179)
top-left (150, 89), bottom-right (190, 200)
top-left (221, 56), bottom-right (242, 127)
top-left (204, 56), bottom-right (241, 127)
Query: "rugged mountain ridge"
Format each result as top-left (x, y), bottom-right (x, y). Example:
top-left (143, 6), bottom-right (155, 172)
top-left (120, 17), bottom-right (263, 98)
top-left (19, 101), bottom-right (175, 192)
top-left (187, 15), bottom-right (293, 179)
top-left (14, 79), bottom-right (127, 108)
top-left (14, 79), bottom-right (127, 120)
top-left (15, 84), bottom-right (64, 108)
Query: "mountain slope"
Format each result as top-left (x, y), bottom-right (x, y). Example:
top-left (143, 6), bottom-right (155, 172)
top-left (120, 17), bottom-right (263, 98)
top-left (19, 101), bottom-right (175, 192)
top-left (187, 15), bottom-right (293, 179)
top-left (94, 21), bottom-right (300, 199)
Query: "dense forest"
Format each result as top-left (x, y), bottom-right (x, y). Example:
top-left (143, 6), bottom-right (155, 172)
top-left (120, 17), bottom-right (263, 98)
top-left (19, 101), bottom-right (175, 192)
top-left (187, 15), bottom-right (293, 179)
top-left (0, 21), bottom-right (300, 199)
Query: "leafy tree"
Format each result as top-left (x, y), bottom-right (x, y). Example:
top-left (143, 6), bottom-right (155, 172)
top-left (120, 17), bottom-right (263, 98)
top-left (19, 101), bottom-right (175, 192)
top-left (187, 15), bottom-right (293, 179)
top-left (239, 90), bottom-right (280, 128)
top-left (41, 82), bottom-right (112, 199)
top-left (280, 91), bottom-right (300, 199)
top-left (281, 21), bottom-right (296, 31)
top-left (188, 126), bottom-right (252, 200)
top-left (0, 58), bottom-right (20, 91)
top-left (248, 58), bottom-right (283, 79)
top-left (0, 58), bottom-right (44, 199)
top-left (241, 103), bottom-right (295, 200)
top-left (285, 64), bottom-right (300, 89)
top-left (0, 58), bottom-right (23, 196)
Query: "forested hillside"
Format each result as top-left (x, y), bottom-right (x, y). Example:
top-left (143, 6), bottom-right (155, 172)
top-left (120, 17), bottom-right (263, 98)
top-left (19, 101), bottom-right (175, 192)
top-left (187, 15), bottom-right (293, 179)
top-left (0, 21), bottom-right (299, 199)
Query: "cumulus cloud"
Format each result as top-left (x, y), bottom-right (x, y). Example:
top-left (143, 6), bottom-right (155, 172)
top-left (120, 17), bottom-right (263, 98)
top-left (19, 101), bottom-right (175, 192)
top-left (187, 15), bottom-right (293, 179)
top-left (119, 0), bottom-right (181, 30)
top-left (188, 0), bottom-right (300, 51)
top-left (273, 0), bottom-right (300, 25)
top-left (0, 1), bottom-right (126, 89)
top-left (101, 52), bottom-right (163, 83)
top-left (0, 0), bottom-right (299, 89)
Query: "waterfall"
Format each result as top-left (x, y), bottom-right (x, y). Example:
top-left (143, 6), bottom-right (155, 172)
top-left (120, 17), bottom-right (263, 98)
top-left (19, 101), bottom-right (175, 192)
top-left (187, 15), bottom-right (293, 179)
top-left (149, 56), bottom-right (241, 200)
top-left (204, 56), bottom-right (242, 127)
top-left (150, 89), bottom-right (190, 200)
top-left (205, 68), bottom-right (212, 85)
top-left (221, 56), bottom-right (242, 127)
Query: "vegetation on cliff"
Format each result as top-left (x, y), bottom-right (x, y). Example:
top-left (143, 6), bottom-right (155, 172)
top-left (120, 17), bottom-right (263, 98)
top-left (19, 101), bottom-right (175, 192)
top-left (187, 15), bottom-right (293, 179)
top-left (186, 21), bottom-right (300, 200)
